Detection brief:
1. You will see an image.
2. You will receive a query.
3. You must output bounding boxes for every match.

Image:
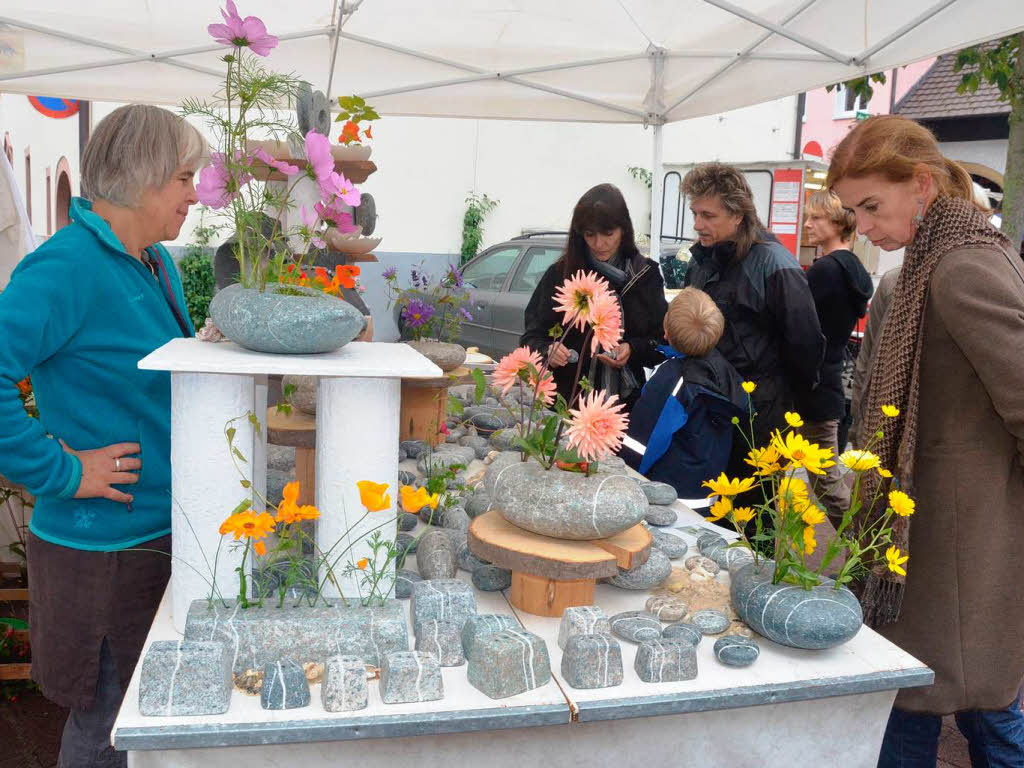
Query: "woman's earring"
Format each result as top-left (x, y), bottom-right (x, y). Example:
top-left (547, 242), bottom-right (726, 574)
top-left (913, 200), bottom-right (924, 225)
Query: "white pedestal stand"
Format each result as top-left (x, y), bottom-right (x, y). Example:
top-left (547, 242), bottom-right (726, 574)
top-left (139, 339), bottom-right (440, 632)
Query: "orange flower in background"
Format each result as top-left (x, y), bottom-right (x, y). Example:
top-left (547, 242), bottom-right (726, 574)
top-left (16, 378), bottom-right (31, 396)
top-left (357, 480), bottom-right (391, 512)
top-left (363, 125), bottom-right (373, 140)
top-left (219, 510), bottom-right (275, 541)
top-left (276, 481), bottom-right (302, 523)
top-left (357, 558), bottom-right (369, 570)
top-left (294, 504), bottom-right (320, 522)
top-left (340, 120), bottom-right (361, 144)
top-left (399, 485), bottom-right (438, 513)
top-left (253, 540), bottom-right (267, 556)
top-left (335, 264), bottom-right (360, 290)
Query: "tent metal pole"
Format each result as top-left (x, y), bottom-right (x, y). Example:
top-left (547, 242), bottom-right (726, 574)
top-left (327, 0), bottom-right (362, 98)
top-left (852, 0), bottom-right (958, 65)
top-left (665, 0), bottom-right (819, 117)
top-left (649, 123), bottom-right (664, 256)
top-left (700, 0), bottom-right (851, 64)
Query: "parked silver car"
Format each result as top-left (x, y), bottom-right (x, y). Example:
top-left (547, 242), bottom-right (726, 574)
top-left (456, 233), bottom-right (692, 360)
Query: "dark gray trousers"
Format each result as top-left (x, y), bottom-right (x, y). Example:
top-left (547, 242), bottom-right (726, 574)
top-left (57, 638), bottom-right (126, 768)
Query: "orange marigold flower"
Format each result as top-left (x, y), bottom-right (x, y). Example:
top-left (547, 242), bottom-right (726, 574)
top-left (253, 540), bottom-right (267, 556)
top-left (357, 557), bottom-right (369, 570)
top-left (219, 510), bottom-right (276, 541)
top-left (340, 120), bottom-right (361, 143)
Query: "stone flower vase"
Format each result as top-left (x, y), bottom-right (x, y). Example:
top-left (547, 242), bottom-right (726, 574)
top-left (210, 283), bottom-right (367, 355)
top-left (482, 452), bottom-right (647, 540)
top-left (404, 339), bottom-right (466, 373)
top-left (729, 560), bottom-right (863, 650)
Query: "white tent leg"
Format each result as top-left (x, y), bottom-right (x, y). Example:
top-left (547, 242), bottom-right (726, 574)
top-left (649, 123), bottom-right (664, 256)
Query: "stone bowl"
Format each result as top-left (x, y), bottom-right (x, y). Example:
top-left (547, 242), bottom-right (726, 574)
top-left (209, 283), bottom-right (367, 355)
top-left (404, 339), bottom-right (467, 373)
top-left (730, 561), bottom-right (863, 650)
top-left (483, 453), bottom-right (646, 540)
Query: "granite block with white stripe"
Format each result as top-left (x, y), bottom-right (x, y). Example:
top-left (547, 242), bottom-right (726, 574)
top-left (557, 606), bottom-right (611, 650)
top-left (138, 640), bottom-right (232, 717)
top-left (560, 634), bottom-right (623, 690)
top-left (321, 655), bottom-right (369, 712)
top-left (460, 613), bottom-right (520, 657)
top-left (410, 579), bottom-right (477, 632)
top-left (634, 638), bottom-right (698, 683)
top-left (261, 659), bottom-right (311, 710)
top-left (414, 619), bottom-right (465, 666)
top-left (467, 629), bottom-right (551, 699)
top-left (379, 651), bottom-right (444, 704)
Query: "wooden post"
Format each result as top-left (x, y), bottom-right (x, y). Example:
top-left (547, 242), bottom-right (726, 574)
top-left (510, 573), bottom-right (595, 617)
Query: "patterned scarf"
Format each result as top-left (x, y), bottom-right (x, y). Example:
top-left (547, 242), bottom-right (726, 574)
top-left (858, 195), bottom-right (1013, 627)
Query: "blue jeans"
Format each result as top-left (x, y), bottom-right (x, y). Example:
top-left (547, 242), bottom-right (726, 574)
top-left (878, 694), bottom-right (1024, 768)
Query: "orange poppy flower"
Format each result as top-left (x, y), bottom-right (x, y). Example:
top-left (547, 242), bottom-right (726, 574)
top-left (356, 557), bottom-right (369, 570)
top-left (253, 540), bottom-right (267, 556)
top-left (219, 510), bottom-right (275, 541)
top-left (357, 480), bottom-right (391, 512)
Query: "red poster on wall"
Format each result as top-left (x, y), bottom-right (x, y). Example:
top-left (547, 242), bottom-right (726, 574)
top-left (769, 167), bottom-right (803, 256)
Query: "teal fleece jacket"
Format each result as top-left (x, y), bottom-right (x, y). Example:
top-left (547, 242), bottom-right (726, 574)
top-left (0, 197), bottom-right (193, 551)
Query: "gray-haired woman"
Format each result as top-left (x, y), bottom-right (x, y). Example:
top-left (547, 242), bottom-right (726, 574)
top-left (0, 104), bottom-right (204, 767)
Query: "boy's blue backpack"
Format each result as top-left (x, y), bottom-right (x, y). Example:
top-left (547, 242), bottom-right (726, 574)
top-left (621, 348), bottom-right (748, 498)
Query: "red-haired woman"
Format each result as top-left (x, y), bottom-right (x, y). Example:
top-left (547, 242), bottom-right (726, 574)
top-left (829, 114), bottom-right (1024, 766)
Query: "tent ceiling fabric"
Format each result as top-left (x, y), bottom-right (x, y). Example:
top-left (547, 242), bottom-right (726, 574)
top-left (1, 0), bottom-right (1023, 123)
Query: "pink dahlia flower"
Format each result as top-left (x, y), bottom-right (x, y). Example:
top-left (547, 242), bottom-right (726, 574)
top-left (208, 0), bottom-right (279, 56)
top-left (587, 291), bottom-right (623, 354)
top-left (566, 390), bottom-right (628, 462)
top-left (553, 270), bottom-right (614, 331)
top-left (493, 346), bottom-right (556, 407)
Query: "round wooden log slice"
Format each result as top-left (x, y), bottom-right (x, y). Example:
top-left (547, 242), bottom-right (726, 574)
top-left (266, 406), bottom-right (316, 449)
top-left (401, 366), bottom-right (472, 389)
top-left (468, 510), bottom-right (651, 580)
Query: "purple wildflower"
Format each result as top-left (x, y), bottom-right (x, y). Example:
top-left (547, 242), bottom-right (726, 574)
top-left (382, 266), bottom-right (397, 280)
top-left (459, 307), bottom-right (473, 321)
top-left (402, 299), bottom-right (435, 328)
top-left (447, 264), bottom-right (464, 287)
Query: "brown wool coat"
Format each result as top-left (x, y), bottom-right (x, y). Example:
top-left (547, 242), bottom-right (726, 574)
top-left (879, 244), bottom-right (1024, 714)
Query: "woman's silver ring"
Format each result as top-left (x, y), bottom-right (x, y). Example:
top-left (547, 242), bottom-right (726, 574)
top-left (115, 457), bottom-right (121, 472)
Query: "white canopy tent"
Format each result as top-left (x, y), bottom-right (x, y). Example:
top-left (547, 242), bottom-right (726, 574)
top-left (2, 0), bottom-right (1023, 245)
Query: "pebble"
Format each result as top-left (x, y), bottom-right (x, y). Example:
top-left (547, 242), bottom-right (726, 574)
top-left (414, 619), bottom-right (465, 666)
top-left (400, 440), bottom-right (429, 459)
top-left (715, 546), bottom-right (755, 571)
top-left (640, 481), bottom-right (678, 506)
top-left (561, 634), bottom-right (623, 690)
top-left (446, 427), bottom-right (467, 443)
top-left (472, 565), bottom-right (511, 592)
top-left (489, 430), bottom-right (520, 451)
top-left (688, 609), bottom-right (731, 635)
top-left (461, 614), bottom-right (520, 657)
top-left (609, 611), bottom-right (663, 644)
top-left (380, 651), bottom-right (444, 704)
top-left (395, 533), bottom-right (417, 568)
top-left (465, 487), bottom-right (491, 518)
top-left (634, 639), bottom-right (698, 683)
top-left (644, 504), bottom-right (678, 527)
top-left (321, 655), bottom-right (368, 712)
top-left (645, 595), bottom-right (688, 622)
top-left (418, 505), bottom-right (442, 526)
top-left (697, 532), bottom-right (727, 556)
top-left (650, 529), bottom-right (688, 559)
top-left (558, 606), bottom-right (611, 650)
top-left (713, 635), bottom-right (760, 667)
top-left (398, 513), bottom-right (418, 532)
top-left (417, 446), bottom-right (475, 474)
top-left (685, 555), bottom-right (720, 575)
top-left (662, 622), bottom-right (703, 646)
top-left (398, 470), bottom-right (417, 486)
top-left (394, 569), bottom-right (422, 599)
top-left (261, 659), bottom-right (311, 710)
top-left (398, 445), bottom-right (408, 461)
top-left (459, 435), bottom-right (491, 459)
top-left (607, 548), bottom-right (671, 590)
top-left (456, 542), bottom-right (489, 573)
top-left (416, 529), bottom-right (458, 580)
top-left (439, 505), bottom-right (471, 532)
top-left (468, 412), bottom-right (507, 434)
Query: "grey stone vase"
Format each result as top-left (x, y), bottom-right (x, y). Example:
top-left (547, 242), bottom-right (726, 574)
top-left (210, 283), bottom-right (367, 354)
top-left (404, 339), bottom-right (466, 373)
top-left (483, 452), bottom-right (647, 540)
top-left (729, 561), bottom-right (863, 650)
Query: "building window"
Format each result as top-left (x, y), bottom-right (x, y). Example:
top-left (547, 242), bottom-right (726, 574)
top-left (833, 84), bottom-right (866, 119)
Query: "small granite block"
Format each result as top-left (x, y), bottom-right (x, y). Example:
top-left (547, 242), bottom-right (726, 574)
top-left (138, 641), bottom-right (231, 717)
top-left (415, 619), bottom-right (465, 666)
top-left (395, 568), bottom-right (423, 599)
top-left (558, 606), bottom-right (611, 650)
top-left (461, 614), bottom-right (520, 656)
top-left (609, 611), bottom-right (663, 643)
top-left (467, 629), bottom-right (551, 699)
top-left (380, 651), bottom-right (444, 704)
top-left (321, 655), bottom-right (368, 712)
top-left (634, 639), bottom-right (698, 683)
top-left (261, 659), bottom-right (311, 710)
top-left (640, 481), bottom-right (678, 505)
top-left (714, 635), bottom-right (760, 667)
top-left (561, 634), bottom-right (623, 690)
top-left (689, 609), bottom-right (731, 635)
top-left (644, 504), bottom-right (677, 527)
top-left (472, 565), bottom-right (511, 592)
top-left (417, 528), bottom-right (458, 580)
top-left (410, 579), bottom-right (477, 631)
top-left (662, 622), bottom-right (703, 646)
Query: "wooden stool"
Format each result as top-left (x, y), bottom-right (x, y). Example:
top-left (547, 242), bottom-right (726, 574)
top-left (266, 407), bottom-right (316, 506)
top-left (468, 510), bottom-right (652, 617)
top-left (399, 366), bottom-right (471, 446)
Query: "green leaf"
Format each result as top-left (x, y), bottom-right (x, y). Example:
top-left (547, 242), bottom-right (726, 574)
top-left (230, 497), bottom-right (252, 516)
top-left (548, 323), bottom-right (564, 339)
top-left (233, 447), bottom-right (248, 463)
top-left (240, 479), bottom-right (251, 489)
top-left (226, 426), bottom-right (236, 442)
top-left (472, 367), bottom-right (487, 403)
top-left (447, 395), bottom-right (465, 415)
top-left (541, 415), bottom-right (559, 447)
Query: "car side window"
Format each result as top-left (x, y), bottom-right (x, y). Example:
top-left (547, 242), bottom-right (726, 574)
top-left (461, 247), bottom-right (521, 291)
top-left (509, 247), bottom-right (561, 293)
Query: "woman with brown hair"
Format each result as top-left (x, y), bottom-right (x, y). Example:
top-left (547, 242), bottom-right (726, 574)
top-left (521, 183), bottom-right (668, 410)
top-left (829, 114), bottom-right (1024, 766)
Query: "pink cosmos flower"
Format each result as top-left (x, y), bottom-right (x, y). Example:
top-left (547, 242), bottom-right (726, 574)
top-left (587, 291), bottom-right (623, 354)
top-left (299, 205), bottom-right (326, 249)
top-left (553, 271), bottom-right (614, 331)
top-left (315, 200), bottom-right (358, 234)
top-left (252, 147), bottom-right (299, 177)
top-left (208, 0), bottom-right (279, 56)
top-left (566, 390), bottom-right (628, 462)
top-left (493, 346), bottom-right (556, 407)
top-left (335, 173), bottom-right (361, 207)
top-left (304, 131), bottom-right (340, 199)
top-left (196, 152), bottom-right (251, 209)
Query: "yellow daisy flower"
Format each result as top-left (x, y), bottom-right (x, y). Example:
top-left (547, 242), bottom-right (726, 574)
top-left (784, 411), bottom-right (804, 428)
top-left (708, 496), bottom-right (733, 521)
top-left (702, 472), bottom-right (757, 498)
top-left (882, 405), bottom-right (900, 418)
top-left (885, 545), bottom-right (908, 576)
top-left (801, 506), bottom-right (826, 526)
top-left (802, 525), bottom-right (817, 555)
top-left (839, 450), bottom-right (881, 472)
top-left (878, 468), bottom-right (893, 479)
top-left (777, 476), bottom-right (810, 515)
top-left (772, 431), bottom-right (836, 475)
top-left (732, 506), bottom-right (756, 525)
top-left (745, 445), bottom-right (783, 476)
top-left (888, 490), bottom-right (915, 517)
top-left (741, 381), bottom-right (756, 394)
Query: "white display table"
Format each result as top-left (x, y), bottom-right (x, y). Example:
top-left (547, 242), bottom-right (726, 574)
top-left (113, 501), bottom-right (932, 768)
top-left (138, 339), bottom-right (442, 629)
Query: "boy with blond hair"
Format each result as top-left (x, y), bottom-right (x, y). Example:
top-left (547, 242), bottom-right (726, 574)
top-left (622, 288), bottom-right (748, 499)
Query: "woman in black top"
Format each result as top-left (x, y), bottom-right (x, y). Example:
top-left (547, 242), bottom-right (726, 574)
top-left (800, 189), bottom-right (874, 521)
top-left (521, 184), bottom-right (668, 411)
